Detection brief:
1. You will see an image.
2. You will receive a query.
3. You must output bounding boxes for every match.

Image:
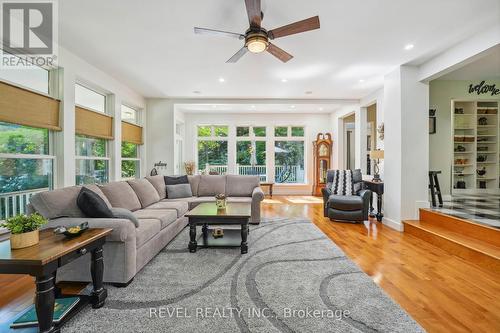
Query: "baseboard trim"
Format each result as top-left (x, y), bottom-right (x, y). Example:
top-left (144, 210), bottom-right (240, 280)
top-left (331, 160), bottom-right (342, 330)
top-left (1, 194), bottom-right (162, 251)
top-left (382, 217), bottom-right (403, 232)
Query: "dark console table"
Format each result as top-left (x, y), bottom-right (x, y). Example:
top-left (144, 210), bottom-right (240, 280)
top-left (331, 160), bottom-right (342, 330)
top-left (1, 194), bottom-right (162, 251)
top-left (363, 180), bottom-right (384, 222)
top-left (0, 228), bottom-right (111, 333)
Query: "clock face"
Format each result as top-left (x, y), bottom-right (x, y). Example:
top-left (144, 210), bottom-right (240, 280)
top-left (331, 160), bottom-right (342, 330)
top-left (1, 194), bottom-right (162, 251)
top-left (319, 144), bottom-right (328, 157)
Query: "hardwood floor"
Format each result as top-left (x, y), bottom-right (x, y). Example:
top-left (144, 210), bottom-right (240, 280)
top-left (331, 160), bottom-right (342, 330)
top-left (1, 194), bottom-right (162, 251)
top-left (0, 195), bottom-right (498, 332)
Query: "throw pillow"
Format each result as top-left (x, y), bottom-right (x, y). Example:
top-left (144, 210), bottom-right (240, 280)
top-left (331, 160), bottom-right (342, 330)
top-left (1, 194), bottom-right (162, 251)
top-left (110, 207), bottom-right (139, 227)
top-left (77, 187), bottom-right (113, 218)
top-left (166, 183), bottom-right (193, 199)
top-left (329, 170), bottom-right (354, 196)
top-left (164, 175), bottom-right (189, 185)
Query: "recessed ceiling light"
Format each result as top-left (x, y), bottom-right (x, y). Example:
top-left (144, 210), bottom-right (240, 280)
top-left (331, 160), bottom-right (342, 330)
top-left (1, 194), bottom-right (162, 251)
top-left (404, 44), bottom-right (414, 50)
top-left (359, 79), bottom-right (365, 83)
top-left (290, 105), bottom-right (296, 109)
top-left (305, 91), bottom-right (313, 95)
top-left (319, 107), bottom-right (324, 111)
top-left (251, 105), bottom-right (256, 109)
top-left (218, 77), bottom-right (225, 83)
top-left (281, 78), bottom-right (288, 83)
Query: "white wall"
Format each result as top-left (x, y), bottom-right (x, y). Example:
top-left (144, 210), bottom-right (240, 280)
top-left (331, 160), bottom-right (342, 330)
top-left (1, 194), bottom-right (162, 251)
top-left (180, 112), bottom-right (331, 195)
top-left (146, 99), bottom-right (175, 175)
top-left (55, 46), bottom-right (146, 187)
top-left (384, 66), bottom-right (430, 231)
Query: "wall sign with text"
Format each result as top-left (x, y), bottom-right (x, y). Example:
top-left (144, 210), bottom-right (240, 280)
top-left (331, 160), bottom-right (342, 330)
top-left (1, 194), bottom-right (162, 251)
top-left (468, 81), bottom-right (500, 96)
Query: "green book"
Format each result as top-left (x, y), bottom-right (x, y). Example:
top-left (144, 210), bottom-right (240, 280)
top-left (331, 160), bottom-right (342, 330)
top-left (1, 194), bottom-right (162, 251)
top-left (11, 297), bottom-right (80, 328)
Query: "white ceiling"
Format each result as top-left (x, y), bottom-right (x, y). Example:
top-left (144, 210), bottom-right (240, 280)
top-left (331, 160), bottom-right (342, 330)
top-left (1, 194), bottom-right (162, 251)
top-left (59, 0), bottom-right (500, 99)
top-left (437, 45), bottom-right (500, 80)
top-left (176, 103), bottom-right (346, 114)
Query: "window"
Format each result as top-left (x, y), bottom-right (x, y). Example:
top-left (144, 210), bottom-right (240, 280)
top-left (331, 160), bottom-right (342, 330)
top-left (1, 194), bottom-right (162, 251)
top-left (121, 105), bottom-right (138, 124)
top-left (253, 127), bottom-right (266, 137)
top-left (275, 126), bottom-right (288, 137)
top-left (274, 126), bottom-right (305, 184)
top-left (197, 125), bottom-right (228, 174)
top-left (122, 142), bottom-right (140, 179)
top-left (0, 122), bottom-right (54, 219)
top-left (236, 141), bottom-right (267, 181)
top-left (0, 55), bottom-right (50, 94)
top-left (75, 135), bottom-right (109, 185)
top-left (75, 83), bottom-right (106, 113)
top-left (236, 126), bottom-right (267, 181)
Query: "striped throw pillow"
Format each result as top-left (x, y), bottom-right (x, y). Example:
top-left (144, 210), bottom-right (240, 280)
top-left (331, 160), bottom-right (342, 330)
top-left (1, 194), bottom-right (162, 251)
top-left (330, 170), bottom-right (354, 196)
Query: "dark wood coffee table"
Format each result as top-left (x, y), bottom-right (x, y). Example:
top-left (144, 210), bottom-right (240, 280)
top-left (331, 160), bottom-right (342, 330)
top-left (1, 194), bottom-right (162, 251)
top-left (185, 202), bottom-right (251, 254)
top-left (0, 228), bottom-right (112, 333)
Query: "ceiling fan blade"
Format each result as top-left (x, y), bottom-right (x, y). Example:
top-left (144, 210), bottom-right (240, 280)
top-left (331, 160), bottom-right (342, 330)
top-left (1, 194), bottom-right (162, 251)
top-left (194, 27), bottom-right (245, 40)
top-left (226, 47), bottom-right (248, 63)
top-left (268, 16), bottom-right (320, 39)
top-left (245, 0), bottom-right (261, 28)
top-left (267, 43), bottom-right (293, 63)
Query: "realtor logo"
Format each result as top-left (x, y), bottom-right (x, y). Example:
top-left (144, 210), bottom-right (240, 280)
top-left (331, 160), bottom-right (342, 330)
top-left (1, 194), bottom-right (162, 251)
top-left (1, 0), bottom-right (58, 68)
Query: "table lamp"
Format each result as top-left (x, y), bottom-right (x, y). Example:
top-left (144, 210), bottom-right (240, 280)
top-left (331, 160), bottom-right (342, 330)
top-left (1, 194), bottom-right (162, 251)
top-left (370, 149), bottom-right (384, 182)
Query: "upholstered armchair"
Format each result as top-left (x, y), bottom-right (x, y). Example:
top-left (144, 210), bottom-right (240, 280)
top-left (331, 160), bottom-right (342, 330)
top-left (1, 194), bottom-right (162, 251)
top-left (321, 169), bottom-right (371, 223)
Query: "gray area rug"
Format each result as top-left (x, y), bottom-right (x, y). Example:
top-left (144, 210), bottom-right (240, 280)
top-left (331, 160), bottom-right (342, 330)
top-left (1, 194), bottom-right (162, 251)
top-left (63, 218), bottom-right (424, 333)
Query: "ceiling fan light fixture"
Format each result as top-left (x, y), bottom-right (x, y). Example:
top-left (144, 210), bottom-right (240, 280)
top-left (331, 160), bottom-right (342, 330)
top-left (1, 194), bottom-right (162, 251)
top-left (246, 35), bottom-right (268, 53)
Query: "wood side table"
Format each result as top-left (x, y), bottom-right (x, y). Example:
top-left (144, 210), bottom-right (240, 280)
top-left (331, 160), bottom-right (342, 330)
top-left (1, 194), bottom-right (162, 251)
top-left (260, 182), bottom-right (274, 197)
top-left (362, 180), bottom-right (384, 222)
top-left (0, 228), bottom-right (112, 333)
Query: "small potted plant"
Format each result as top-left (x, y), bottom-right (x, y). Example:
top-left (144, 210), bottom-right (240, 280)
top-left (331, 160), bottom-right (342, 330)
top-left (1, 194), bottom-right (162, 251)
top-left (215, 193), bottom-right (227, 210)
top-left (1, 213), bottom-right (47, 249)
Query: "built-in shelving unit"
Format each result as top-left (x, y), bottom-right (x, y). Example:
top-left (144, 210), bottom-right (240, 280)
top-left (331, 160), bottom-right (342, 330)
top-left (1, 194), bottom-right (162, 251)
top-left (451, 100), bottom-right (499, 193)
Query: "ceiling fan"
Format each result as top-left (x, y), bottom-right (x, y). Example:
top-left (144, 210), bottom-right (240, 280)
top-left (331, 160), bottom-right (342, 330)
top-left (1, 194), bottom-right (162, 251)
top-left (194, 0), bottom-right (320, 63)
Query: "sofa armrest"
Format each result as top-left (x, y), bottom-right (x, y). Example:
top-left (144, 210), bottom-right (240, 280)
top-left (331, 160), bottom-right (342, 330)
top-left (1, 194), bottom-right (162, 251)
top-left (252, 187), bottom-right (265, 202)
top-left (358, 189), bottom-right (372, 219)
top-left (321, 187), bottom-right (332, 217)
top-left (42, 217), bottom-right (136, 243)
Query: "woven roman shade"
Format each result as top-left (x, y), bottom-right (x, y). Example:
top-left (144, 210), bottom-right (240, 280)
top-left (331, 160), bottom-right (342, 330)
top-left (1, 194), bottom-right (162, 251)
top-left (0, 81), bottom-right (61, 130)
top-left (75, 106), bottom-right (114, 139)
top-left (122, 121), bottom-right (143, 144)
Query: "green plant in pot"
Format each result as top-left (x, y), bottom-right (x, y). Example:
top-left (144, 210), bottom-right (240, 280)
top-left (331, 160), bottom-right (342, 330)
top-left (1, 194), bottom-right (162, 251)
top-left (0, 213), bottom-right (47, 249)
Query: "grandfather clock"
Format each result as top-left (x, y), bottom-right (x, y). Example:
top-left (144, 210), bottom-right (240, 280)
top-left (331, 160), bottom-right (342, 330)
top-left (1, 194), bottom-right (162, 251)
top-left (313, 133), bottom-right (333, 196)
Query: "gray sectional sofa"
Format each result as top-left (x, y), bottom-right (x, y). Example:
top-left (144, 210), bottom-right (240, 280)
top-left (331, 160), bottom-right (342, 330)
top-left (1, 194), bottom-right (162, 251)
top-left (28, 175), bottom-right (264, 286)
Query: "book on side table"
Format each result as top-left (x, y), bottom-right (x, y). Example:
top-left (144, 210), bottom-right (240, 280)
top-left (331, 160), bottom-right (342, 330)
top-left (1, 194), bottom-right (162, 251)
top-left (11, 297), bottom-right (80, 328)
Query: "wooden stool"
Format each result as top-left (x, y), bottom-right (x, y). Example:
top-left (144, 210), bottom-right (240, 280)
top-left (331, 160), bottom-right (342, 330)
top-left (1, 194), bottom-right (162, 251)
top-left (429, 171), bottom-right (443, 207)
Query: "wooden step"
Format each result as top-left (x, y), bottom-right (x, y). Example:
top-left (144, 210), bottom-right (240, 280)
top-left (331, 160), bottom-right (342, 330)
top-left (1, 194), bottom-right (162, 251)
top-left (403, 217), bottom-right (500, 273)
top-left (419, 208), bottom-right (499, 247)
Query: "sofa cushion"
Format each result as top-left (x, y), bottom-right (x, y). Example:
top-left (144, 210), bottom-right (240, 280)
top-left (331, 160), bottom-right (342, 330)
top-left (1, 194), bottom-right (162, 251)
top-left (226, 175), bottom-right (259, 197)
top-left (188, 175), bottom-right (200, 196)
top-left (146, 175), bottom-right (167, 199)
top-left (110, 207), bottom-right (139, 227)
top-left (227, 197), bottom-right (252, 203)
top-left (166, 183), bottom-right (192, 199)
top-left (327, 195), bottom-right (363, 211)
top-left (29, 186), bottom-right (85, 219)
top-left (100, 181), bottom-right (141, 211)
top-left (164, 175), bottom-right (189, 185)
top-left (198, 175), bottom-right (226, 196)
top-left (133, 209), bottom-right (178, 229)
top-left (83, 184), bottom-right (112, 208)
top-left (128, 178), bottom-right (161, 208)
top-left (135, 218), bottom-right (161, 248)
top-left (149, 200), bottom-right (189, 217)
top-left (77, 187), bottom-right (113, 218)
top-left (189, 196), bottom-right (216, 209)
top-left (43, 217), bottom-right (136, 243)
